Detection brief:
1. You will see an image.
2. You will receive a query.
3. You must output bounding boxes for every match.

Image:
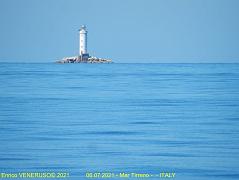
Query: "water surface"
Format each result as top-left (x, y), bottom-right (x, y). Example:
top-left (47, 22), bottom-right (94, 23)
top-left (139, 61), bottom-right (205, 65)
top-left (0, 63), bottom-right (239, 179)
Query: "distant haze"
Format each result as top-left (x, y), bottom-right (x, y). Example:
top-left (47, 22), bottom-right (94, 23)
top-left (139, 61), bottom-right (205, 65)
top-left (0, 0), bottom-right (239, 63)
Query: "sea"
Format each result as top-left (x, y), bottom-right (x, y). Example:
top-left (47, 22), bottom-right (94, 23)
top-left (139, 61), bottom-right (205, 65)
top-left (0, 63), bottom-right (239, 180)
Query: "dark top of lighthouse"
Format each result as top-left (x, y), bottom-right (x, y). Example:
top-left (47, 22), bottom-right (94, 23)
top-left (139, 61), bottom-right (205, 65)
top-left (79, 25), bottom-right (86, 31)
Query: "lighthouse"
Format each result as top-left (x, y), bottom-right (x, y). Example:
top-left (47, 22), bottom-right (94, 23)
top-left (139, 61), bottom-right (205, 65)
top-left (79, 25), bottom-right (89, 61)
top-left (57, 25), bottom-right (112, 63)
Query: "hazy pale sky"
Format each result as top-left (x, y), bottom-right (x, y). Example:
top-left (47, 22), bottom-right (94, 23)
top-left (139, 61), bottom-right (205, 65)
top-left (0, 0), bottom-right (239, 63)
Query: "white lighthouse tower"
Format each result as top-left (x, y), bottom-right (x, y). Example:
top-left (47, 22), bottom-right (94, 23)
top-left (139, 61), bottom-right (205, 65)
top-left (57, 25), bottom-right (112, 63)
top-left (79, 25), bottom-right (89, 61)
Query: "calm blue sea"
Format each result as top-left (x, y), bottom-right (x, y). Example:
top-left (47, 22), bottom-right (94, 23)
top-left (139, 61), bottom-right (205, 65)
top-left (0, 63), bottom-right (239, 180)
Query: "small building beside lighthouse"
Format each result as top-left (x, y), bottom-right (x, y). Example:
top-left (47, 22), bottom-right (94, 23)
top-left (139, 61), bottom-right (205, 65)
top-left (56, 25), bottom-right (112, 63)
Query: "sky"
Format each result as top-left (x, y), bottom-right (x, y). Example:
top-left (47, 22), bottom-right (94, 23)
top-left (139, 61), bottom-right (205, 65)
top-left (0, 0), bottom-right (239, 63)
